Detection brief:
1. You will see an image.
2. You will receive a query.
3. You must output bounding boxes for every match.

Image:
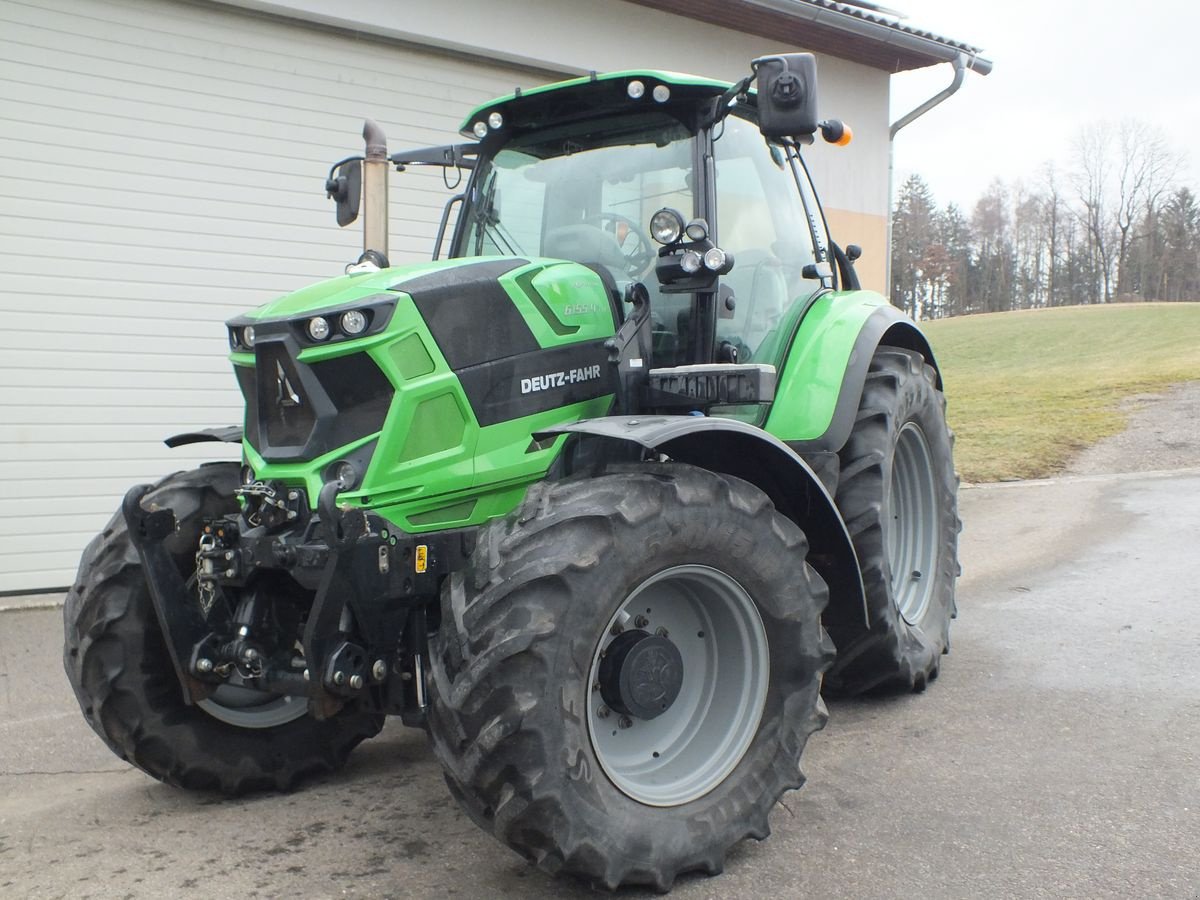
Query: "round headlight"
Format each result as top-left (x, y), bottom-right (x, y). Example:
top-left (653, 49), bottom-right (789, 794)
top-left (650, 208), bottom-right (684, 245)
top-left (627, 80), bottom-right (645, 99)
top-left (487, 111), bottom-right (503, 129)
top-left (307, 316), bottom-right (331, 341)
top-left (472, 120), bottom-right (488, 139)
top-left (703, 247), bottom-right (727, 271)
top-left (680, 250), bottom-right (702, 274)
top-left (341, 309), bottom-right (368, 335)
top-left (242, 325), bottom-right (255, 349)
top-left (240, 464), bottom-right (255, 485)
top-left (332, 461), bottom-right (359, 490)
top-left (652, 84), bottom-right (671, 103)
top-left (685, 219), bottom-right (709, 242)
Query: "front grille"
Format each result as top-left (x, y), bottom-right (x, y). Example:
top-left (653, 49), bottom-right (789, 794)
top-left (234, 339), bottom-right (394, 462)
top-left (258, 343), bottom-right (318, 449)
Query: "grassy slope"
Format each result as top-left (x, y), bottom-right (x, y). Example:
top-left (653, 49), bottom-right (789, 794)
top-left (922, 303), bottom-right (1200, 483)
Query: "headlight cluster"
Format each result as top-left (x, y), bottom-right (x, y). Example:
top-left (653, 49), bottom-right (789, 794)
top-left (302, 308), bottom-right (372, 344)
top-left (626, 80), bottom-right (671, 103)
top-left (227, 297), bottom-right (393, 354)
top-left (471, 110), bottom-right (504, 139)
top-left (647, 207), bottom-right (733, 284)
top-left (229, 324), bottom-right (256, 351)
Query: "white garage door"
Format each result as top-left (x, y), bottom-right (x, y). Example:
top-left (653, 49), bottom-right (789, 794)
top-left (0, 0), bottom-right (562, 593)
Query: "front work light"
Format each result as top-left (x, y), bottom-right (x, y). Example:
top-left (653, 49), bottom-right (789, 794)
top-left (650, 208), bottom-right (685, 245)
top-left (703, 247), bottom-right (727, 271)
top-left (652, 85), bottom-right (671, 103)
top-left (680, 250), bottom-right (702, 274)
top-left (627, 80), bottom-right (645, 99)
top-left (685, 219), bottom-right (709, 242)
top-left (487, 111), bottom-right (503, 130)
top-left (333, 461), bottom-right (359, 490)
top-left (472, 121), bottom-right (488, 139)
top-left (341, 309), bottom-right (368, 335)
top-left (307, 316), bottom-right (331, 341)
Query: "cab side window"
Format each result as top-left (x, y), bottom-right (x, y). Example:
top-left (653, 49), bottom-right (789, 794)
top-left (713, 115), bottom-right (821, 364)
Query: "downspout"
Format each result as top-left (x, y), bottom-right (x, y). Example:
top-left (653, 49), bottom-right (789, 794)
top-left (886, 51), bottom-right (974, 315)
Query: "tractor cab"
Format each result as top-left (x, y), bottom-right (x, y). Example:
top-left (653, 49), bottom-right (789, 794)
top-left (450, 64), bottom-right (845, 373)
top-left (330, 56), bottom-right (854, 392)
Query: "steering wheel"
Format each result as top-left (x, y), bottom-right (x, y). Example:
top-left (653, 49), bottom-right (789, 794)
top-left (585, 213), bottom-right (656, 277)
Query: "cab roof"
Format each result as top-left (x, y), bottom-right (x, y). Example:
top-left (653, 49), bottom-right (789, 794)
top-left (459, 70), bottom-right (735, 139)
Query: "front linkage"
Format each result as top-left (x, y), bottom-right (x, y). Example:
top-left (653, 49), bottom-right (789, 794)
top-left (122, 478), bottom-right (474, 725)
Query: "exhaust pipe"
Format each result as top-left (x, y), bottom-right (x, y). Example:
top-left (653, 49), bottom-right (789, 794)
top-left (361, 119), bottom-right (389, 263)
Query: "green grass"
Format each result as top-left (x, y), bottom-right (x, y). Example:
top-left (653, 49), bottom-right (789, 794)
top-left (922, 303), bottom-right (1200, 483)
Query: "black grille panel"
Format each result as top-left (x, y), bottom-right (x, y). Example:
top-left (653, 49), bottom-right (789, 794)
top-left (310, 353), bottom-right (393, 446)
top-left (236, 339), bottom-right (395, 462)
top-left (258, 343), bottom-right (318, 449)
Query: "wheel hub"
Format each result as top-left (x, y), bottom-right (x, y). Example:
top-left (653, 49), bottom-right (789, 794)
top-left (586, 565), bottom-right (769, 807)
top-left (598, 630), bottom-right (683, 721)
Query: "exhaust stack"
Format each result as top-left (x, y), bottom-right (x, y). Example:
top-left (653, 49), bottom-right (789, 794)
top-left (361, 119), bottom-right (389, 262)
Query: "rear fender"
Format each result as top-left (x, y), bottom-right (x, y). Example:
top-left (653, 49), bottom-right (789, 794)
top-left (537, 416), bottom-right (868, 632)
top-left (767, 291), bottom-right (939, 453)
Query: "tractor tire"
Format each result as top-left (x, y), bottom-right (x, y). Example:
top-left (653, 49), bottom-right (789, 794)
top-left (426, 464), bottom-right (833, 891)
top-left (826, 346), bottom-right (960, 695)
top-left (63, 463), bottom-right (382, 794)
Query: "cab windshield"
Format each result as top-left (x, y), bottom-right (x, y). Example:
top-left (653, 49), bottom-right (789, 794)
top-left (455, 111), bottom-right (694, 293)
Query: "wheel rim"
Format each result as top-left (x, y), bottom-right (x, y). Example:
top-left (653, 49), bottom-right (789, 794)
top-left (586, 565), bottom-right (769, 807)
top-left (198, 683), bottom-right (307, 729)
top-left (888, 422), bottom-right (939, 625)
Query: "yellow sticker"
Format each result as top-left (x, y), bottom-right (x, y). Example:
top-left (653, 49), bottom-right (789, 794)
top-left (415, 544), bottom-right (428, 574)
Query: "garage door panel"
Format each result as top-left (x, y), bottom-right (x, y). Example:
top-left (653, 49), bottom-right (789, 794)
top-left (0, 437), bottom-right (242, 462)
top-left (0, 0), bottom-right (560, 591)
top-left (0, 347), bottom-right (244, 375)
top-left (0, 39), bottom-right (490, 139)
top-left (0, 296), bottom-right (251, 327)
top-left (0, 250), bottom-right (334, 288)
top-left (2, 185), bottom-right (454, 244)
top-left (16, 0), bottom-right (547, 103)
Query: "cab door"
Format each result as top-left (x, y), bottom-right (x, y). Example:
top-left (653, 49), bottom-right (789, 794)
top-left (712, 113), bottom-right (829, 366)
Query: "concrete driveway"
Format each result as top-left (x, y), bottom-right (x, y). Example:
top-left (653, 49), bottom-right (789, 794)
top-left (2, 468), bottom-right (1198, 899)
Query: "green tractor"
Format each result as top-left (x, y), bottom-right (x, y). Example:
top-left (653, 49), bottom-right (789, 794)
top-left (64, 54), bottom-right (958, 890)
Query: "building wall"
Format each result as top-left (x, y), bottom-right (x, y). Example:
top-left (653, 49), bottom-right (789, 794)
top-left (229, 0), bottom-right (892, 288)
top-left (0, 0), bottom-right (892, 592)
top-left (0, 0), bottom-right (562, 592)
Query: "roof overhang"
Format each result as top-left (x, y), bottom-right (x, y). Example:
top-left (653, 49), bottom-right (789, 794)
top-left (625, 0), bottom-right (992, 75)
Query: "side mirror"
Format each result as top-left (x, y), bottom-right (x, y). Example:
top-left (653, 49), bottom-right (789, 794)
top-left (325, 159), bottom-right (362, 227)
top-left (754, 53), bottom-right (818, 139)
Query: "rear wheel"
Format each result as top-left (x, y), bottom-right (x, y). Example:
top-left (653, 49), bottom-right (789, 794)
top-left (63, 464), bottom-right (382, 794)
top-left (826, 346), bottom-right (960, 695)
top-left (427, 465), bottom-right (832, 890)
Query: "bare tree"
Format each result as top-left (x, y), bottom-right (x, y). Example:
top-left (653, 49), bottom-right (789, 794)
top-left (1112, 120), bottom-right (1180, 297)
top-left (1071, 123), bottom-right (1116, 303)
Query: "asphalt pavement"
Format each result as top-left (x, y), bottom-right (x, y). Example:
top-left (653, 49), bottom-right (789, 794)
top-left (1, 468), bottom-right (1198, 899)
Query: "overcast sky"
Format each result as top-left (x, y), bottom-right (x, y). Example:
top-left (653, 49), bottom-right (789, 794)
top-left (887, 0), bottom-right (1200, 211)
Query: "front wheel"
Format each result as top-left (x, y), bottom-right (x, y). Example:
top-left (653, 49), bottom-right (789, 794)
top-left (426, 465), bottom-right (833, 890)
top-left (63, 464), bottom-right (383, 794)
top-left (826, 346), bottom-right (960, 695)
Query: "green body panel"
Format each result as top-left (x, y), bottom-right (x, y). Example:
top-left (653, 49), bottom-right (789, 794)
top-left (764, 288), bottom-right (890, 442)
top-left (233, 257), bottom-right (616, 534)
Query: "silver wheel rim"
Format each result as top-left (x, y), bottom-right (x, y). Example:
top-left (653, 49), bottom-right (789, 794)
top-left (198, 683), bottom-right (307, 729)
top-left (888, 422), bottom-right (939, 625)
top-left (586, 565), bottom-right (769, 807)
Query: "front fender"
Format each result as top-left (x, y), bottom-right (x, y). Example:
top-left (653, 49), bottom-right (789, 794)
top-left (766, 290), bottom-right (939, 453)
top-left (536, 415), bottom-right (868, 632)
